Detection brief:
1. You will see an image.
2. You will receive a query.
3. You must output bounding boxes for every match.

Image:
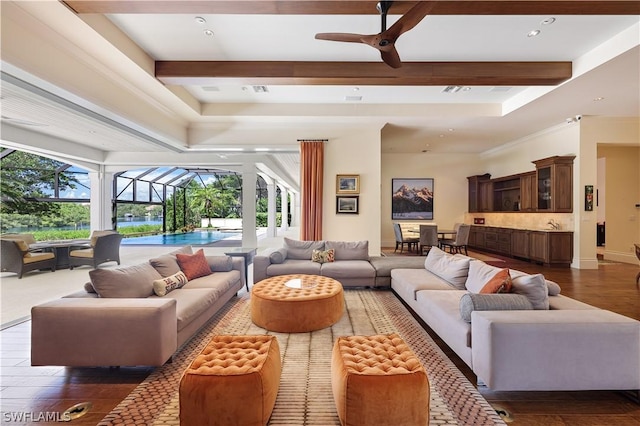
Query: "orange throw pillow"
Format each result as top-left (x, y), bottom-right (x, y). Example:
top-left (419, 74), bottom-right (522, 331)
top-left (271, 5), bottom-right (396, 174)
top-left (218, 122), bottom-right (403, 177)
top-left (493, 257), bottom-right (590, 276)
top-left (176, 249), bottom-right (212, 280)
top-left (479, 268), bottom-right (512, 294)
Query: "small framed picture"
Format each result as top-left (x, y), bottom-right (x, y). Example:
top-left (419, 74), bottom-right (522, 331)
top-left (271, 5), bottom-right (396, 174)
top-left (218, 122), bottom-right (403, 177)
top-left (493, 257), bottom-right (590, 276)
top-left (336, 196), bottom-right (359, 214)
top-left (336, 174), bottom-right (360, 194)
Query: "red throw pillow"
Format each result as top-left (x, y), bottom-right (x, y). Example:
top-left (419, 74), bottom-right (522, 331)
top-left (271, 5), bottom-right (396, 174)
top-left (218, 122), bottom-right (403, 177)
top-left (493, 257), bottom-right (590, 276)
top-left (176, 249), bottom-right (212, 280)
top-left (479, 268), bottom-right (512, 294)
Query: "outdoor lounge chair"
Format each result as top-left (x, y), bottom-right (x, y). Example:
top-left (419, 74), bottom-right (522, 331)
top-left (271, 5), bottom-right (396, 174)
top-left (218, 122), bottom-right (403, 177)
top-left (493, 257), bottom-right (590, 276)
top-left (0, 238), bottom-right (56, 279)
top-left (69, 232), bottom-right (123, 269)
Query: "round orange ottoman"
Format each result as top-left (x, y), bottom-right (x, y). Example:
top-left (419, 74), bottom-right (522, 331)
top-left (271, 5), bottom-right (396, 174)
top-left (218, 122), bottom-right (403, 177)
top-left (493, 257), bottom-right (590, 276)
top-left (179, 335), bottom-right (281, 426)
top-left (331, 333), bottom-right (430, 426)
top-left (251, 274), bottom-right (344, 333)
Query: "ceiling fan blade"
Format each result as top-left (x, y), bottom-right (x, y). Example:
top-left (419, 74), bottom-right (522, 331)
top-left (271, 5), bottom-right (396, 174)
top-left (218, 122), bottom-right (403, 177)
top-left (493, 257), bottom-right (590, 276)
top-left (315, 32), bottom-right (367, 44)
top-left (384, 1), bottom-right (436, 41)
top-left (380, 47), bottom-right (402, 68)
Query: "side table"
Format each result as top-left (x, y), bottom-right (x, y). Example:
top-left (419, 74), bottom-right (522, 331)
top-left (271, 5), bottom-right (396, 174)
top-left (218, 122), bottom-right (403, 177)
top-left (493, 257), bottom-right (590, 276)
top-left (224, 247), bottom-right (257, 291)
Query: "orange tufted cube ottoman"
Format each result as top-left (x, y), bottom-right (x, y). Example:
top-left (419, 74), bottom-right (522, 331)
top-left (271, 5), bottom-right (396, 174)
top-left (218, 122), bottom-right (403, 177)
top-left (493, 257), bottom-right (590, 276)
top-left (179, 335), bottom-right (281, 426)
top-left (331, 333), bottom-right (430, 426)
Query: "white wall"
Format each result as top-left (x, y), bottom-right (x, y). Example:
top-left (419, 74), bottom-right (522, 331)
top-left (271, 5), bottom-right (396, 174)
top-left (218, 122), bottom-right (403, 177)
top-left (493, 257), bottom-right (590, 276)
top-left (381, 153), bottom-right (479, 248)
top-left (323, 129), bottom-right (382, 255)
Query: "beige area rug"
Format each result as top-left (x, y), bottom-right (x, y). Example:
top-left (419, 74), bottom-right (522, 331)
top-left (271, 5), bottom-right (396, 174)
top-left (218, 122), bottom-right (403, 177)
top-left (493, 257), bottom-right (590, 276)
top-left (98, 290), bottom-right (505, 426)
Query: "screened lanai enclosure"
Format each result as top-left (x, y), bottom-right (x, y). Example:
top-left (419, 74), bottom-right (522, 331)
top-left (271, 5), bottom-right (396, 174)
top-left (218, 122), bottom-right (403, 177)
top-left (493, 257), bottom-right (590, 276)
top-left (0, 148), bottom-right (286, 239)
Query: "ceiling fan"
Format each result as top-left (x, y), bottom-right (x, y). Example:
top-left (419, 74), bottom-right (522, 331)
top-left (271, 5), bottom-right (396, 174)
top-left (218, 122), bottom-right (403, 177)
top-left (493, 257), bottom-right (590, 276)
top-left (315, 1), bottom-right (436, 69)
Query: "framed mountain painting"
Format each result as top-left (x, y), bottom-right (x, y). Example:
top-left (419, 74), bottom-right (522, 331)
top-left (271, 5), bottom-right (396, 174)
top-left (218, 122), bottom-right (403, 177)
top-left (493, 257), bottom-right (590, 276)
top-left (391, 178), bottom-right (434, 220)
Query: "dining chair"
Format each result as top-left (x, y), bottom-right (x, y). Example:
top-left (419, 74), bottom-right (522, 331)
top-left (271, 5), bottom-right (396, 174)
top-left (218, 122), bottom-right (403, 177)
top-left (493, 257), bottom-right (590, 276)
top-left (393, 223), bottom-right (419, 253)
top-left (69, 231), bottom-right (123, 269)
top-left (419, 224), bottom-right (438, 255)
top-left (440, 224), bottom-right (471, 255)
top-left (438, 222), bottom-right (461, 249)
top-left (0, 238), bottom-right (57, 278)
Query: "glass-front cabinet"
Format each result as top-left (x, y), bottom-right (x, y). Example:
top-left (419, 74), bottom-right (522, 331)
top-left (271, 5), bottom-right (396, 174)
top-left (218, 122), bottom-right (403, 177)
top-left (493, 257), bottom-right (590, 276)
top-left (533, 156), bottom-right (575, 213)
top-left (467, 155), bottom-right (575, 214)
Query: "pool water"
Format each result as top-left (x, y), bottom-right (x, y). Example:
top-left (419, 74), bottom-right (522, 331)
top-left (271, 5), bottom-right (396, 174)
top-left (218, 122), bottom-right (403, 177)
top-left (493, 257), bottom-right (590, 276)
top-left (121, 230), bottom-right (240, 246)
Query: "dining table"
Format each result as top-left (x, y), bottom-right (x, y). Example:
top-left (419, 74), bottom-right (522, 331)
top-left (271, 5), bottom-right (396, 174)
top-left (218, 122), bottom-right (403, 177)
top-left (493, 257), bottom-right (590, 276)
top-left (29, 239), bottom-right (91, 269)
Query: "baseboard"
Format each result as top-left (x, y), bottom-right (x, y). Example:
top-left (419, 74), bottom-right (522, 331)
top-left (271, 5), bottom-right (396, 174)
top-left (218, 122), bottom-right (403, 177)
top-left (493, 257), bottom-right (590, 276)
top-left (604, 250), bottom-right (637, 265)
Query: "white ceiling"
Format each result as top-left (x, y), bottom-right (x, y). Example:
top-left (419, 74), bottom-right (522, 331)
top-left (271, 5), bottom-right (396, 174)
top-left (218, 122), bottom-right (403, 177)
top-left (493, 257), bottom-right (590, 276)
top-left (1, 1), bottom-right (639, 191)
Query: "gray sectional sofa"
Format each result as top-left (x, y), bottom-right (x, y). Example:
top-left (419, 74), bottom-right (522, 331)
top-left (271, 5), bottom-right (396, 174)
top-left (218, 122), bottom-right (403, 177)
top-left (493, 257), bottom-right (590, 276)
top-left (391, 247), bottom-right (640, 392)
top-left (31, 246), bottom-right (244, 367)
top-left (252, 237), bottom-right (426, 287)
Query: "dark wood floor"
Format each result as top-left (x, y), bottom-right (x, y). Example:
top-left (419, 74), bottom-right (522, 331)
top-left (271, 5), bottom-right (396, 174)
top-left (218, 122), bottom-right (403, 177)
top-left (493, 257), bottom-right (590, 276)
top-left (0, 250), bottom-right (638, 425)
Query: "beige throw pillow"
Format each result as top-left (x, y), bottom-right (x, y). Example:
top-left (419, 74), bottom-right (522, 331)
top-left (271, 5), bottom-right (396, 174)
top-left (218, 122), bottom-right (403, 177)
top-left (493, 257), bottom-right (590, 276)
top-left (153, 271), bottom-right (188, 296)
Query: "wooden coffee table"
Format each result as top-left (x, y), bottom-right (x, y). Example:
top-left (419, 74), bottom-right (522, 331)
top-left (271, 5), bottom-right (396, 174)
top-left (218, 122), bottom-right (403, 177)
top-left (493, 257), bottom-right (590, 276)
top-left (250, 274), bottom-right (344, 333)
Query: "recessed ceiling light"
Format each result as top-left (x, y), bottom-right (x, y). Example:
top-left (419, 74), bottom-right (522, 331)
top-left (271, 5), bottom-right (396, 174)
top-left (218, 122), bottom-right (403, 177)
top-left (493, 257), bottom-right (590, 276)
top-left (352, 87), bottom-right (360, 91)
top-left (195, 17), bottom-right (206, 24)
top-left (204, 29), bottom-right (214, 36)
top-left (593, 97), bottom-right (605, 101)
top-left (448, 128), bottom-right (454, 132)
top-left (527, 29), bottom-right (541, 37)
top-left (541, 17), bottom-right (556, 25)
top-left (462, 87), bottom-right (471, 92)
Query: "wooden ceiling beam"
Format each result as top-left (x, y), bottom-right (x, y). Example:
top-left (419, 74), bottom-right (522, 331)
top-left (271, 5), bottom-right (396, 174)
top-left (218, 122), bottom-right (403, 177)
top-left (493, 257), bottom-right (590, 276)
top-left (155, 61), bottom-right (572, 86)
top-left (64, 1), bottom-right (640, 15)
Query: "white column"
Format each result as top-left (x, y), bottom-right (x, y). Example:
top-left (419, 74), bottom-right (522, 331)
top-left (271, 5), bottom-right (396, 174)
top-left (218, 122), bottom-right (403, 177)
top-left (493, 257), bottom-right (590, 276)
top-left (280, 186), bottom-right (289, 231)
top-left (89, 168), bottom-right (114, 231)
top-left (290, 192), bottom-right (300, 227)
top-left (266, 182), bottom-right (277, 237)
top-left (242, 165), bottom-right (258, 248)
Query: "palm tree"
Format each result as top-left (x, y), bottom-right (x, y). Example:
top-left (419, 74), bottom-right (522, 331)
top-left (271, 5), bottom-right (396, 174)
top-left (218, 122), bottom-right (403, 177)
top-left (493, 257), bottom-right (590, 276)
top-left (191, 184), bottom-right (219, 227)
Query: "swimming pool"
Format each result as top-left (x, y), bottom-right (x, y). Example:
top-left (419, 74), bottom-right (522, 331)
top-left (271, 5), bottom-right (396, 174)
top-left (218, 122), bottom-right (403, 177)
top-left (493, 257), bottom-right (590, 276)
top-left (121, 230), bottom-right (240, 246)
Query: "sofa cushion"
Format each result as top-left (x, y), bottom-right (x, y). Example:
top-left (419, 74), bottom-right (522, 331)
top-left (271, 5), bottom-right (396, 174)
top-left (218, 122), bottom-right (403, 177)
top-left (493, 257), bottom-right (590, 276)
top-left (510, 269), bottom-right (561, 296)
top-left (325, 240), bottom-right (368, 260)
top-left (267, 259), bottom-right (321, 276)
top-left (479, 268), bottom-right (512, 294)
top-left (465, 260), bottom-right (504, 293)
top-left (423, 247), bottom-right (470, 290)
top-left (284, 238), bottom-right (325, 260)
top-left (13, 239), bottom-right (29, 252)
top-left (269, 248), bottom-right (288, 264)
top-left (312, 249), bottom-right (335, 263)
top-left (320, 260), bottom-right (375, 280)
top-left (149, 246), bottom-right (194, 277)
top-left (182, 270), bottom-right (241, 294)
top-left (89, 263), bottom-right (161, 298)
top-left (149, 288), bottom-right (219, 332)
top-left (511, 273), bottom-right (549, 310)
top-left (153, 271), bottom-right (189, 297)
top-left (177, 249), bottom-right (212, 280)
top-left (206, 255), bottom-right (233, 272)
top-left (459, 293), bottom-right (533, 322)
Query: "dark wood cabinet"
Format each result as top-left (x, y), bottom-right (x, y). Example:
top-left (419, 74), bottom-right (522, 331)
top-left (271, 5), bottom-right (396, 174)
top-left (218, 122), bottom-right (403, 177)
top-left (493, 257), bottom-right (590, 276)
top-left (529, 231), bottom-right (573, 267)
top-left (470, 226), bottom-right (572, 267)
top-left (519, 172), bottom-right (536, 212)
top-left (467, 156), bottom-right (574, 213)
top-left (467, 174), bottom-right (491, 213)
top-left (469, 226), bottom-right (486, 248)
top-left (511, 229), bottom-right (530, 258)
top-left (533, 156), bottom-right (575, 213)
top-left (492, 176), bottom-right (521, 212)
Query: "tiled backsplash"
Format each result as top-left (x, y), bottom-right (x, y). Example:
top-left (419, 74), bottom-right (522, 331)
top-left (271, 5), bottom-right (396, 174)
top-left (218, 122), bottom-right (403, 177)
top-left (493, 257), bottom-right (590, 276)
top-left (464, 212), bottom-right (574, 231)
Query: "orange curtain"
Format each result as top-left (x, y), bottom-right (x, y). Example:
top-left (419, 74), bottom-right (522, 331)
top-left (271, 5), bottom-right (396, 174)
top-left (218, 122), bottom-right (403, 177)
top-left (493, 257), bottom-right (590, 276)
top-left (299, 140), bottom-right (325, 240)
